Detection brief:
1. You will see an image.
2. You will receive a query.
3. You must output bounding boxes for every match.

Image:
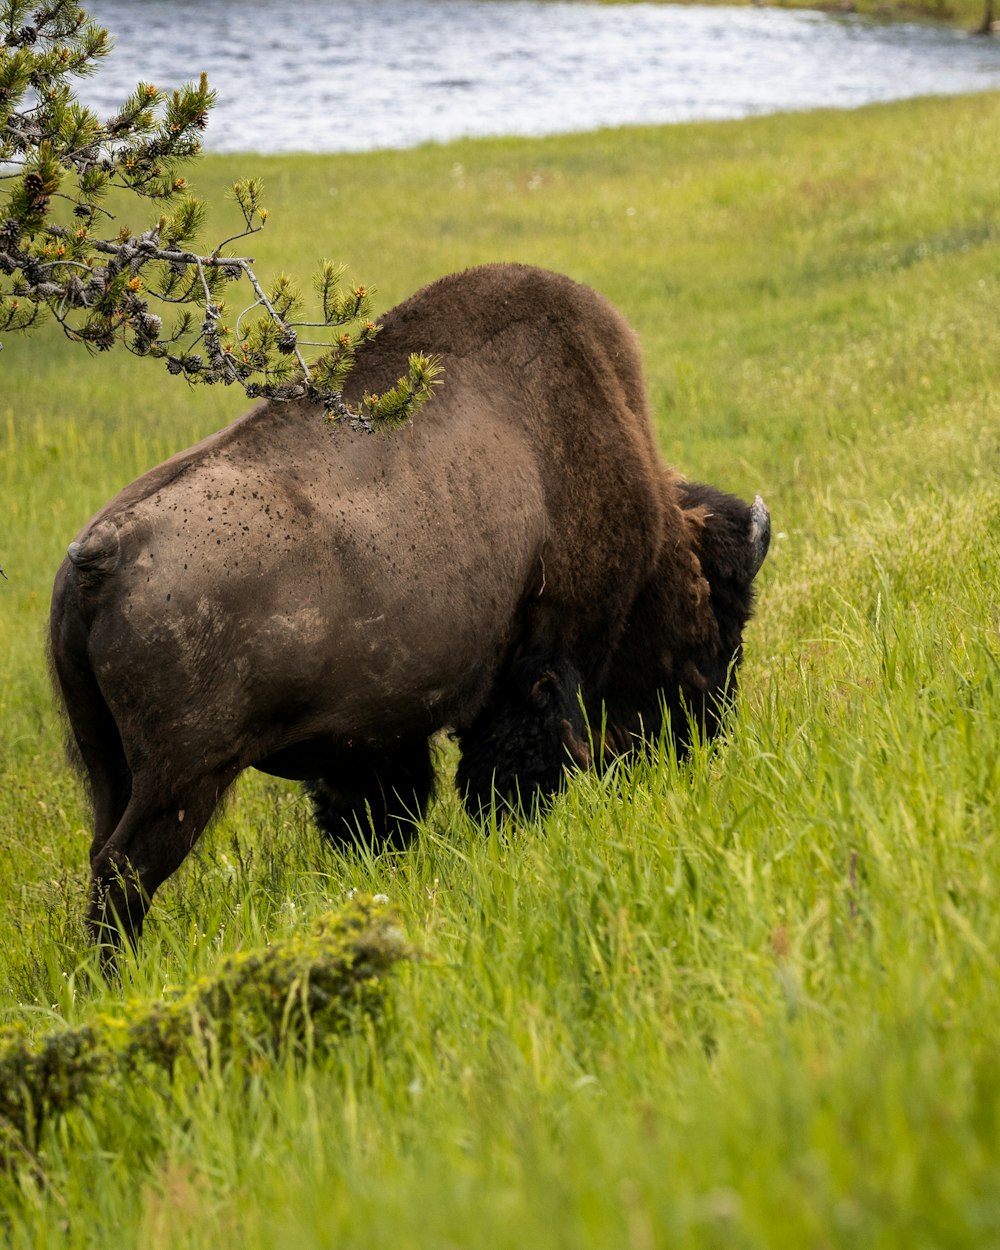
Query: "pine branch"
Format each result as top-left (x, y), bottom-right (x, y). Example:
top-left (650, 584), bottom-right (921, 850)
top-left (0, 1), bottom-right (441, 430)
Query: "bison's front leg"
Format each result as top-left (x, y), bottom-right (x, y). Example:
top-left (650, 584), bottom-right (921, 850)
top-left (456, 653), bottom-right (589, 821)
top-left (303, 737), bottom-right (434, 852)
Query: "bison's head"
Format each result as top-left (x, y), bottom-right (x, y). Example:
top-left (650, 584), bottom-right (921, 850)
top-left (677, 480), bottom-right (770, 681)
top-left (595, 481), bottom-right (770, 759)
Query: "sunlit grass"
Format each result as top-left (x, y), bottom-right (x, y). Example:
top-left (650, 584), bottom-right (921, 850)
top-left (2, 92), bottom-right (1000, 1245)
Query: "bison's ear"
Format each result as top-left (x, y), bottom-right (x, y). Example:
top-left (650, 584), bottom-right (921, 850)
top-left (677, 481), bottom-right (770, 587)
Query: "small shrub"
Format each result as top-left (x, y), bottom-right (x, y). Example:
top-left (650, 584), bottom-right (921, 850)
top-left (0, 896), bottom-right (410, 1152)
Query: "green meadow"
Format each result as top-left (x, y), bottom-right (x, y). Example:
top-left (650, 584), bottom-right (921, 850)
top-left (2, 90), bottom-right (1000, 1245)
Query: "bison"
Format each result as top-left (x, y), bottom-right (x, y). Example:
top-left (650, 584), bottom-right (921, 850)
top-left (50, 263), bottom-right (769, 951)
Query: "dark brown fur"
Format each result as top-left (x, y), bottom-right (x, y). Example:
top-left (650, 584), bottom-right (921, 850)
top-left (49, 263), bottom-right (769, 951)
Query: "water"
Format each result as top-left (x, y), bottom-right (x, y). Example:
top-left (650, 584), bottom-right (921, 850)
top-left (80, 0), bottom-right (1000, 153)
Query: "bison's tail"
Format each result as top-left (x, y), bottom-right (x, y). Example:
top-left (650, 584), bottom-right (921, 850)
top-left (49, 558), bottom-right (131, 824)
top-left (67, 521), bottom-right (121, 590)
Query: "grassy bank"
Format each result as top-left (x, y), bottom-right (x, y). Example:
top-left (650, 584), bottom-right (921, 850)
top-left (2, 91), bottom-right (1000, 1245)
top-left (604, 0), bottom-right (995, 34)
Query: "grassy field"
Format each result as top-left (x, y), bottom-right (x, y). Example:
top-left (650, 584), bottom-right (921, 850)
top-left (2, 90), bottom-right (1000, 1245)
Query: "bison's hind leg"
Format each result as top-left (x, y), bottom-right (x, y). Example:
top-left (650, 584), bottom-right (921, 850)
top-left (88, 764), bottom-right (239, 964)
top-left (304, 737), bottom-right (434, 853)
top-left (457, 653), bottom-right (590, 822)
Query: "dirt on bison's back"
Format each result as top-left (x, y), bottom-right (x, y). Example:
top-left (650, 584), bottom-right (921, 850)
top-left (343, 263), bottom-right (673, 663)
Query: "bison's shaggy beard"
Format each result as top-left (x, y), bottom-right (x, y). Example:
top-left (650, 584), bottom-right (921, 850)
top-left (456, 650), bottom-right (590, 822)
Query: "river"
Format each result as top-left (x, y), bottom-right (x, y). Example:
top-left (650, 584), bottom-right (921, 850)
top-left (79, 0), bottom-right (1000, 153)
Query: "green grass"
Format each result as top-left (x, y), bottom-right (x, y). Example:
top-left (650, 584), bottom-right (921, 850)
top-left (606, 0), bottom-right (994, 32)
top-left (3, 91), bottom-right (1000, 1245)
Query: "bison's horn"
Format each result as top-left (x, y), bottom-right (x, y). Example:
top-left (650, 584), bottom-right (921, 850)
top-left (748, 494), bottom-right (771, 578)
